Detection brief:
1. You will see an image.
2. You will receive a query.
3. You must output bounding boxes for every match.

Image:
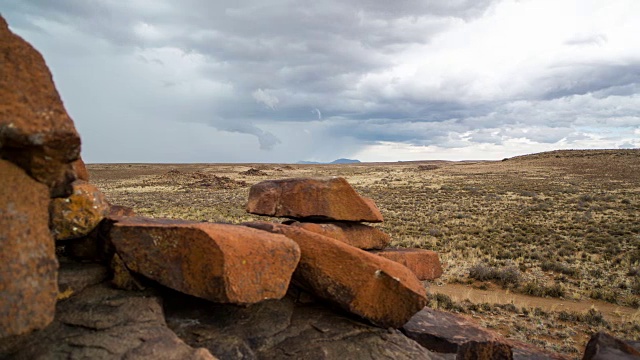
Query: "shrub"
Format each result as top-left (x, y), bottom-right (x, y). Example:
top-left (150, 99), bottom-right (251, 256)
top-left (468, 264), bottom-right (522, 288)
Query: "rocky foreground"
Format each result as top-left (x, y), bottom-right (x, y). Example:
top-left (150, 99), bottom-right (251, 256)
top-left (1, 15), bottom-right (639, 360)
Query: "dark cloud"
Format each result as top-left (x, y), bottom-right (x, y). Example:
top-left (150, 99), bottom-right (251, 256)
top-left (1, 0), bottom-right (638, 162)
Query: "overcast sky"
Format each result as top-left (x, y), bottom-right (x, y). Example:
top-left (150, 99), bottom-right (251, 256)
top-left (2, 0), bottom-right (639, 163)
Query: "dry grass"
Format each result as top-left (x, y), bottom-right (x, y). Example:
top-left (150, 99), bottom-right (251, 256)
top-left (89, 149), bottom-right (640, 359)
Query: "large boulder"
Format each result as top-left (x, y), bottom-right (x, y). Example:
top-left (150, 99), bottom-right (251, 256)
top-left (49, 180), bottom-right (110, 240)
top-left (402, 307), bottom-right (512, 359)
top-left (165, 289), bottom-right (445, 360)
top-left (2, 284), bottom-right (216, 359)
top-left (242, 222), bottom-right (427, 328)
top-left (110, 217), bottom-right (301, 304)
top-left (0, 160), bottom-right (58, 338)
top-left (0, 15), bottom-right (80, 197)
top-left (284, 220), bottom-right (391, 250)
top-left (371, 248), bottom-right (443, 281)
top-left (582, 331), bottom-right (640, 360)
top-left (247, 177), bottom-right (383, 222)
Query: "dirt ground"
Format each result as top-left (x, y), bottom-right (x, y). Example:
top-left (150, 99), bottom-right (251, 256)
top-left (89, 149), bottom-right (640, 358)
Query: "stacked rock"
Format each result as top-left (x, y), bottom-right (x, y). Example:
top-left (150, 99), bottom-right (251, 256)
top-left (245, 177), bottom-right (441, 327)
top-left (246, 177), bottom-right (443, 281)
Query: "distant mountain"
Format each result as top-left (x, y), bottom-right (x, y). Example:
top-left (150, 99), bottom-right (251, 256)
top-left (296, 158), bottom-right (361, 165)
top-left (330, 158), bottom-right (361, 164)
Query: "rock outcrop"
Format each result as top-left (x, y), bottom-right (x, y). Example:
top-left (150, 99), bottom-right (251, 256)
top-left (283, 220), bottom-right (391, 250)
top-left (243, 222), bottom-right (427, 328)
top-left (3, 284), bottom-right (216, 359)
top-left (110, 217), bottom-right (301, 304)
top-left (247, 177), bottom-right (383, 222)
top-left (0, 16), bottom-right (80, 197)
top-left (371, 248), bottom-right (443, 281)
top-left (0, 160), bottom-right (58, 338)
top-left (165, 289), bottom-right (444, 360)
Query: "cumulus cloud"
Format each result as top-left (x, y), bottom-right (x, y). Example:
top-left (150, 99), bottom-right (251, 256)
top-left (252, 89), bottom-right (279, 110)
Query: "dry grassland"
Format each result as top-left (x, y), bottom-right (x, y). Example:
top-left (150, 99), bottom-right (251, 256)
top-left (89, 149), bottom-right (640, 358)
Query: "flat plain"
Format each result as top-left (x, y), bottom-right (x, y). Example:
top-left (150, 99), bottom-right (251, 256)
top-left (89, 149), bottom-right (640, 358)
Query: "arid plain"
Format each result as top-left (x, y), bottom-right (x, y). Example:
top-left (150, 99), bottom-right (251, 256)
top-left (89, 149), bottom-right (640, 358)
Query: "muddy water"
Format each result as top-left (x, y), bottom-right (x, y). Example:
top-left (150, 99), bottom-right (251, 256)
top-left (429, 283), bottom-right (639, 322)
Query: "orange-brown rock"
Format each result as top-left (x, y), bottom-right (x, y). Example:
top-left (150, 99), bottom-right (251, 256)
top-left (247, 177), bottom-right (383, 222)
top-left (110, 217), bottom-right (301, 304)
top-left (242, 222), bottom-right (427, 328)
top-left (0, 160), bottom-right (58, 337)
top-left (371, 248), bottom-right (443, 281)
top-left (71, 158), bottom-right (89, 181)
top-left (0, 15), bottom-right (80, 197)
top-left (109, 204), bottom-right (136, 217)
top-left (284, 220), bottom-right (391, 250)
top-left (50, 180), bottom-right (110, 240)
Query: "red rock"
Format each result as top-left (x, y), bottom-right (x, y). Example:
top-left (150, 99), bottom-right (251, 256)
top-left (402, 307), bottom-right (512, 359)
top-left (0, 159), bottom-right (58, 337)
top-left (72, 158), bottom-right (89, 181)
top-left (110, 217), bottom-right (301, 304)
top-left (109, 204), bottom-right (135, 217)
top-left (49, 180), bottom-right (110, 240)
top-left (371, 248), bottom-right (443, 281)
top-left (246, 177), bottom-right (383, 222)
top-left (0, 15), bottom-right (81, 197)
top-left (284, 220), bottom-right (391, 250)
top-left (242, 222), bottom-right (427, 328)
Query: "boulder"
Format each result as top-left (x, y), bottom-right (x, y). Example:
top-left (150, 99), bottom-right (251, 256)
top-left (371, 248), bottom-right (443, 281)
top-left (0, 15), bottom-right (80, 197)
top-left (2, 284), bottom-right (216, 359)
top-left (165, 289), bottom-right (445, 360)
top-left (49, 180), bottom-right (110, 240)
top-left (242, 222), bottom-right (427, 328)
top-left (582, 331), bottom-right (640, 360)
top-left (402, 307), bottom-right (513, 359)
top-left (110, 217), bottom-right (301, 304)
top-left (247, 177), bottom-right (383, 222)
top-left (284, 220), bottom-right (391, 250)
top-left (0, 160), bottom-right (58, 338)
top-left (71, 157), bottom-right (89, 181)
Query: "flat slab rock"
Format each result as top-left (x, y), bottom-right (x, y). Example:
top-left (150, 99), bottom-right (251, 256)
top-left (164, 288), bottom-right (448, 360)
top-left (284, 220), bottom-right (391, 250)
top-left (0, 160), bottom-right (58, 338)
top-left (57, 259), bottom-right (109, 300)
top-left (110, 217), bottom-right (301, 304)
top-left (0, 15), bottom-right (80, 197)
top-left (1, 284), bottom-right (216, 359)
top-left (243, 222), bottom-right (427, 329)
top-left (370, 248), bottom-right (443, 281)
top-left (246, 177), bottom-right (383, 222)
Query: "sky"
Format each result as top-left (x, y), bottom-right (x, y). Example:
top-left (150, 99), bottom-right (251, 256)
top-left (2, 0), bottom-right (639, 163)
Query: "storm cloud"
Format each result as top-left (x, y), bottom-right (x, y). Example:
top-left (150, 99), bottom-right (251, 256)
top-left (1, 0), bottom-right (638, 162)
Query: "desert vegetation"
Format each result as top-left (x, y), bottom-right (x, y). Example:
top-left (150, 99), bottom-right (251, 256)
top-left (90, 149), bottom-right (640, 358)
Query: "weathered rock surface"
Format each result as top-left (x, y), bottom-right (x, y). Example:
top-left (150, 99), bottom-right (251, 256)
top-left (582, 331), bottom-right (640, 360)
top-left (371, 248), bottom-right (443, 281)
top-left (110, 217), bottom-right (301, 304)
top-left (50, 180), bottom-right (110, 240)
top-left (2, 284), bottom-right (216, 359)
top-left (247, 177), bottom-right (383, 222)
top-left (165, 289), bottom-right (445, 360)
top-left (402, 307), bottom-right (513, 359)
top-left (0, 160), bottom-right (58, 338)
top-left (72, 157), bottom-right (89, 181)
top-left (57, 259), bottom-right (108, 300)
top-left (0, 15), bottom-right (80, 197)
top-left (284, 220), bottom-right (391, 250)
top-left (243, 222), bottom-right (427, 328)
